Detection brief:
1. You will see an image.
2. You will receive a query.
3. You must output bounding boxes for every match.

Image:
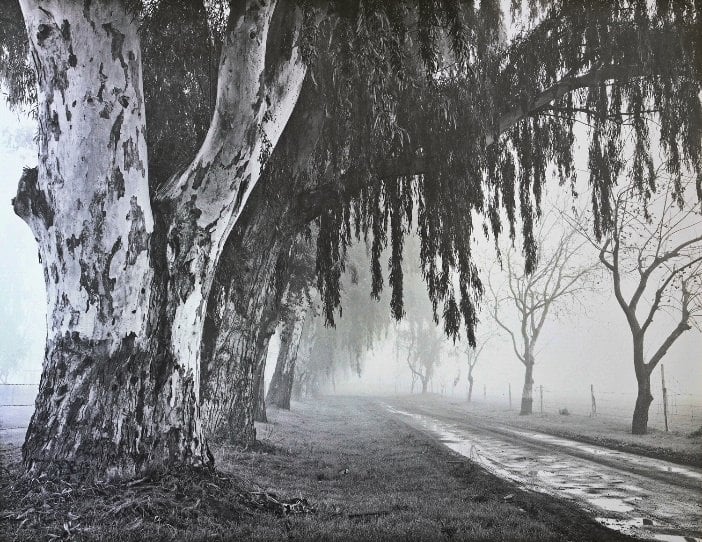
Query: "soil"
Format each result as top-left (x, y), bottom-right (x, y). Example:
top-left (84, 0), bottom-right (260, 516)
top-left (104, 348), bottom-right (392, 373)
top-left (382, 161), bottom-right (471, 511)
top-left (0, 395), bottom-right (640, 541)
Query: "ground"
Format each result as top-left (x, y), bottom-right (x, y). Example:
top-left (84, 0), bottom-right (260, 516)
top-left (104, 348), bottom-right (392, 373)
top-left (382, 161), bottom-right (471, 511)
top-left (408, 394), bottom-right (701, 467)
top-left (385, 394), bottom-right (702, 541)
top-left (0, 396), bottom-right (636, 541)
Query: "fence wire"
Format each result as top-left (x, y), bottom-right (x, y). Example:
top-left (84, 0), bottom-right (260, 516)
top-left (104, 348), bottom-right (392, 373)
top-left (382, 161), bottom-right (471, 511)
top-left (2, 378), bottom-right (701, 450)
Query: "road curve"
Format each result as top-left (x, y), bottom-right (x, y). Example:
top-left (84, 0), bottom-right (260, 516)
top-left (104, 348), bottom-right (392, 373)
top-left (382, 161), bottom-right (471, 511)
top-left (382, 399), bottom-right (702, 542)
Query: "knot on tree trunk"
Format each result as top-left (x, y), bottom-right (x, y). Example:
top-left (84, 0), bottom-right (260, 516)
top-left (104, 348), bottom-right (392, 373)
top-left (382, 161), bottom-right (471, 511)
top-left (13, 167), bottom-right (52, 230)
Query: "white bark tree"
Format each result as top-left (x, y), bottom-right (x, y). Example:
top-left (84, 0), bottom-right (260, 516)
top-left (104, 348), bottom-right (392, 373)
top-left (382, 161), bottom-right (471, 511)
top-left (14, 0), bottom-right (305, 478)
top-left (488, 219), bottom-right (597, 414)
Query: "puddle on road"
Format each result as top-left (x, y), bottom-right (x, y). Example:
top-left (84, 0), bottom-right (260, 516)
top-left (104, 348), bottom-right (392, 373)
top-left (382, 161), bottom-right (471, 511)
top-left (384, 404), bottom-right (702, 541)
top-left (588, 497), bottom-right (634, 513)
top-left (503, 428), bottom-right (702, 485)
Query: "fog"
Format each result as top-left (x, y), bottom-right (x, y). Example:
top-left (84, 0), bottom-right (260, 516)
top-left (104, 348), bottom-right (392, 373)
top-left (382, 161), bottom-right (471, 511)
top-left (320, 180), bottom-right (702, 428)
top-left (0, 102), bottom-right (43, 384)
top-left (1, 96), bottom-right (701, 431)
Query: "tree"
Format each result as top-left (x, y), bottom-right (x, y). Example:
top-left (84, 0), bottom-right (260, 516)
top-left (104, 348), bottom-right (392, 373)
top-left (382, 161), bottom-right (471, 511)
top-left (450, 332), bottom-right (492, 402)
top-left (272, 239), bottom-right (392, 406)
top-left (2, 0), bottom-right (700, 478)
top-left (252, 345), bottom-right (269, 424)
top-left (291, 315), bottom-right (336, 399)
top-left (488, 218), bottom-right (597, 414)
top-left (265, 235), bottom-right (317, 411)
top-left (399, 319), bottom-right (444, 394)
top-left (199, 82), bottom-right (323, 445)
top-left (464, 340), bottom-right (487, 402)
top-left (395, 242), bottom-right (445, 395)
top-left (578, 176), bottom-right (702, 434)
top-left (10, 0), bottom-right (307, 478)
top-left (266, 297), bottom-right (312, 410)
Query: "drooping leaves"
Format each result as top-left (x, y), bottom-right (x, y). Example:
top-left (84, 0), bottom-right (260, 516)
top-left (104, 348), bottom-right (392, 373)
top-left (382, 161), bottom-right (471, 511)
top-left (2, 0), bottom-right (699, 345)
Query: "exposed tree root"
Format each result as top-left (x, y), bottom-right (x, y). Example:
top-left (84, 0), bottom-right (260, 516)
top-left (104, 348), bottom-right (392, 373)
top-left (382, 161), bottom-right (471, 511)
top-left (0, 461), bottom-right (314, 540)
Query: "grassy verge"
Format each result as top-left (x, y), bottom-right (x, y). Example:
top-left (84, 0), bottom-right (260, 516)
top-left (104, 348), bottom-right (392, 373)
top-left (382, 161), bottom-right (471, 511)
top-left (394, 394), bottom-right (702, 467)
top-left (2, 396), bottom-right (635, 541)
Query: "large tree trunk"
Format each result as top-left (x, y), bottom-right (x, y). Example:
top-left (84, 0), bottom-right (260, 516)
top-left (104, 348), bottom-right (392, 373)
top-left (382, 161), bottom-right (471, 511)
top-left (198, 195), bottom-right (290, 444)
top-left (467, 371), bottom-right (474, 402)
top-left (267, 303), bottom-right (309, 410)
top-left (632, 342), bottom-right (653, 435)
top-left (16, 0), bottom-right (208, 479)
top-left (17, 0), bottom-right (305, 478)
top-left (520, 361), bottom-right (534, 415)
top-left (199, 82), bottom-right (323, 444)
top-left (153, 0), bottom-right (305, 389)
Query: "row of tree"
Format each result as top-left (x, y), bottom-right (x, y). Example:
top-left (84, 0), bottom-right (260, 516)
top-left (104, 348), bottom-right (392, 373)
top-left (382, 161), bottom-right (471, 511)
top-left (275, 174), bottom-right (700, 437)
top-left (1, 0), bottom-right (700, 480)
top-left (486, 176), bottom-right (701, 432)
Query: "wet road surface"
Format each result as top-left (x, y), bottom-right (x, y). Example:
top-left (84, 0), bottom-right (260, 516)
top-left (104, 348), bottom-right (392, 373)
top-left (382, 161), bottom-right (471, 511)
top-left (382, 399), bottom-right (702, 541)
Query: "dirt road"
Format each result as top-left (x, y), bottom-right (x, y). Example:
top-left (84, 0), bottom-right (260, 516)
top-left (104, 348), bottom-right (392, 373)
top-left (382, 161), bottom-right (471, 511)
top-left (383, 396), bottom-right (702, 542)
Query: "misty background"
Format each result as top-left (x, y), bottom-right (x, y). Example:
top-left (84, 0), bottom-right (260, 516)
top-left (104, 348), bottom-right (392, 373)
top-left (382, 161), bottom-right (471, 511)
top-left (1, 97), bottom-right (700, 432)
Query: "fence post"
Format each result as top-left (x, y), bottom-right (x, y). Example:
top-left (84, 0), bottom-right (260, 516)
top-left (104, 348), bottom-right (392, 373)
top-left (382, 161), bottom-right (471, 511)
top-left (483, 384), bottom-right (486, 400)
top-left (590, 384), bottom-right (597, 417)
top-left (539, 385), bottom-right (544, 415)
top-left (661, 364), bottom-right (669, 432)
top-left (509, 383), bottom-right (512, 410)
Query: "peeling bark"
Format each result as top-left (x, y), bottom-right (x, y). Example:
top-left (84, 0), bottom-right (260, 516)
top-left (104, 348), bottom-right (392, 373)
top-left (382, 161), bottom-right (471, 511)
top-left (154, 0), bottom-right (306, 385)
top-left (17, 0), bottom-right (206, 478)
top-left (16, 0), bottom-right (305, 478)
top-left (199, 83), bottom-right (323, 444)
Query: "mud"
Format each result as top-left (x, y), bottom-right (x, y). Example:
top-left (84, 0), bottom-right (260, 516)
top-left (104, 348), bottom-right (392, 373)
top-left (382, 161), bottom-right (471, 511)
top-left (384, 402), bottom-right (702, 541)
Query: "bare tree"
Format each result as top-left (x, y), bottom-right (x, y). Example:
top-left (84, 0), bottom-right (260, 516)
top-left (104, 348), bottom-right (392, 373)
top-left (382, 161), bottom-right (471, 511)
top-left (464, 339), bottom-right (489, 403)
top-left (574, 177), bottom-right (702, 434)
top-left (447, 330), bottom-right (492, 402)
top-left (489, 220), bottom-right (597, 415)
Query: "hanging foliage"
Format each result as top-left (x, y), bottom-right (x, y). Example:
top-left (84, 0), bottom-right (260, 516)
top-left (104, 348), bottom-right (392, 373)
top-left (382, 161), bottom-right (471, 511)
top-left (2, 0), bottom-right (699, 344)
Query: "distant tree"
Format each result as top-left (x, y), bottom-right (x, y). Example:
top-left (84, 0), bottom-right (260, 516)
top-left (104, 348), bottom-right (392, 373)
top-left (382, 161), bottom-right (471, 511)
top-left (266, 288), bottom-right (313, 411)
top-left (292, 314), bottom-right (338, 399)
top-left (396, 251), bottom-right (446, 394)
top-left (489, 218), bottom-right (597, 414)
top-left (573, 175), bottom-right (702, 434)
top-left (449, 332), bottom-right (492, 402)
top-left (398, 319), bottom-right (443, 394)
top-left (276, 240), bottom-right (391, 404)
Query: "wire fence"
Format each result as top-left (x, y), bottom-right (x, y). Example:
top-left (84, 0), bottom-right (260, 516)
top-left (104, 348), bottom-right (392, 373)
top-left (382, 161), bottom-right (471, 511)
top-left (3, 375), bottom-right (702, 451)
top-left (0, 382), bottom-right (38, 452)
top-left (475, 381), bottom-right (702, 434)
top-left (536, 387), bottom-right (701, 433)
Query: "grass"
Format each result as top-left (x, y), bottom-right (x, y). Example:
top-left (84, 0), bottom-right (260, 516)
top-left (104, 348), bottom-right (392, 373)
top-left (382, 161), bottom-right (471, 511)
top-left (1, 396), bottom-right (635, 541)
top-left (393, 394), bottom-right (702, 467)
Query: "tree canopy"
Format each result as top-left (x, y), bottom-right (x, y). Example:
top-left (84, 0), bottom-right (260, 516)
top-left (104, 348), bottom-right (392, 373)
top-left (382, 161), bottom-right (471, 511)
top-left (2, 0), bottom-right (700, 344)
